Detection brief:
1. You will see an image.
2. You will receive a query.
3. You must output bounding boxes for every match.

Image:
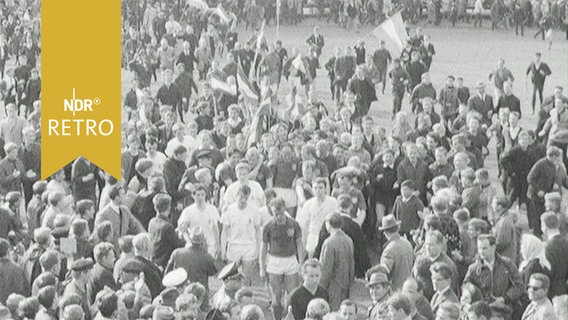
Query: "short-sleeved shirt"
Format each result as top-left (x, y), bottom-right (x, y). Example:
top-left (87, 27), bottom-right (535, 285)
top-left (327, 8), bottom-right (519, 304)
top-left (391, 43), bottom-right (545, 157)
top-left (262, 216), bottom-right (301, 257)
top-left (178, 204), bottom-right (220, 256)
top-left (220, 203), bottom-right (261, 261)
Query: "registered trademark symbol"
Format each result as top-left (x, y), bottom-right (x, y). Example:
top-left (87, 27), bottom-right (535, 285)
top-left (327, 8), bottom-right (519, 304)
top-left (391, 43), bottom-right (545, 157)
top-left (93, 98), bottom-right (101, 105)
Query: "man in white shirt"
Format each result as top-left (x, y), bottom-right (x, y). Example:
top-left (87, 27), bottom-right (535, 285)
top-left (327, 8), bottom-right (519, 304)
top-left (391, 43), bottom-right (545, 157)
top-left (220, 184), bottom-right (262, 286)
top-left (178, 183), bottom-right (220, 257)
top-left (296, 178), bottom-right (338, 258)
top-left (165, 122), bottom-right (199, 161)
top-left (522, 273), bottom-right (556, 320)
top-left (223, 162), bottom-right (265, 211)
top-left (145, 136), bottom-right (167, 174)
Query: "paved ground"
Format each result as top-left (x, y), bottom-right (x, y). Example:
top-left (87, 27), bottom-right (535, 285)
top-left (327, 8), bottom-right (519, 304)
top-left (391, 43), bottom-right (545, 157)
top-left (120, 19), bottom-right (568, 315)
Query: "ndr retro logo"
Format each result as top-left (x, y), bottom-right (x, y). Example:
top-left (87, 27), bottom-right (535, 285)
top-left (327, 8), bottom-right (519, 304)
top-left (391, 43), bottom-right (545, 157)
top-left (48, 88), bottom-right (114, 137)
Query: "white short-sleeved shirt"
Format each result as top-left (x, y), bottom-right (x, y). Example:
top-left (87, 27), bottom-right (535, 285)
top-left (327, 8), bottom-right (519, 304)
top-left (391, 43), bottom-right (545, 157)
top-left (147, 151), bottom-right (167, 174)
top-left (178, 203), bottom-right (220, 256)
top-left (297, 196), bottom-right (338, 254)
top-left (165, 135), bottom-right (200, 159)
top-left (223, 180), bottom-right (265, 209)
top-left (220, 203), bottom-right (261, 261)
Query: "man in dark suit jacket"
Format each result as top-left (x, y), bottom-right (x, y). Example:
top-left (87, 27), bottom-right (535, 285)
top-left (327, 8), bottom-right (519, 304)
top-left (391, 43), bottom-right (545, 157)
top-left (526, 52), bottom-right (552, 113)
top-left (495, 81), bottom-right (521, 116)
top-left (397, 144), bottom-right (429, 203)
top-left (0, 239), bottom-right (29, 304)
top-left (314, 194), bottom-right (370, 279)
top-left (527, 146), bottom-right (568, 235)
top-left (87, 242), bottom-right (118, 304)
top-left (542, 212), bottom-right (568, 298)
top-left (306, 26), bottom-right (325, 58)
top-left (148, 194), bottom-right (184, 268)
top-left (430, 262), bottom-right (459, 314)
top-left (133, 233), bottom-right (164, 299)
top-left (177, 41), bottom-right (196, 73)
top-left (347, 66), bottom-right (377, 119)
top-left (467, 81), bottom-right (495, 125)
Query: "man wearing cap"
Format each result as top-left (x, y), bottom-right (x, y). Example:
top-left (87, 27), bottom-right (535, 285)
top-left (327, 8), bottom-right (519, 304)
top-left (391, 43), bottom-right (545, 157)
top-left (0, 141), bottom-right (25, 197)
top-left (410, 73), bottom-right (436, 115)
top-left (0, 192), bottom-right (23, 240)
top-left (368, 272), bottom-right (393, 320)
top-left (260, 197), bottom-right (303, 319)
top-left (371, 215), bottom-right (414, 291)
top-left (318, 213), bottom-right (354, 311)
top-left (87, 242), bottom-right (118, 304)
top-left (178, 183), bottom-right (221, 257)
top-left (467, 81), bottom-right (494, 126)
top-left (0, 238), bottom-right (28, 304)
top-left (148, 194), bottom-right (184, 268)
top-left (165, 226), bottom-right (217, 295)
top-left (94, 184), bottom-right (145, 250)
top-left (223, 161), bottom-right (265, 210)
top-left (63, 258), bottom-right (94, 319)
top-left (221, 184), bottom-right (262, 286)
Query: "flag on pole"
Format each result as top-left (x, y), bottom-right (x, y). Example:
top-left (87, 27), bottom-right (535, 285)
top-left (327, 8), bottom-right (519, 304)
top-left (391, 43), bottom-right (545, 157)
top-left (214, 4), bottom-right (230, 24)
top-left (256, 20), bottom-right (266, 50)
top-left (187, 0), bottom-right (208, 10)
top-left (237, 61), bottom-right (259, 102)
top-left (211, 76), bottom-right (237, 96)
top-left (371, 11), bottom-right (408, 51)
top-left (246, 95), bottom-right (272, 148)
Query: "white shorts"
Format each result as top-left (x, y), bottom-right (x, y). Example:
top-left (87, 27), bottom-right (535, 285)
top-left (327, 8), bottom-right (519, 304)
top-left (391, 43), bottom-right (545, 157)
top-left (266, 254), bottom-right (299, 275)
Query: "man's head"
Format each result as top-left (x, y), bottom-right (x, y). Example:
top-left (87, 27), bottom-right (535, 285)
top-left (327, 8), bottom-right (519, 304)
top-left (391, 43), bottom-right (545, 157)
top-left (237, 184), bottom-right (251, 207)
top-left (153, 193), bottom-right (172, 216)
top-left (541, 211), bottom-right (560, 239)
top-left (544, 192), bottom-right (562, 212)
top-left (425, 230), bottom-right (444, 259)
top-left (491, 196), bottom-right (510, 217)
top-left (39, 250), bottom-right (61, 275)
top-left (528, 273), bottom-right (550, 302)
top-left (301, 259), bottom-right (322, 288)
top-left (367, 272), bottom-right (391, 302)
top-left (325, 213), bottom-right (343, 233)
top-left (436, 302), bottom-right (460, 320)
top-left (235, 162), bottom-right (251, 182)
top-left (269, 197), bottom-right (287, 220)
top-left (477, 234), bottom-right (496, 263)
top-left (430, 262), bottom-right (453, 292)
top-left (108, 185), bottom-right (126, 205)
top-left (388, 294), bottom-right (412, 320)
top-left (339, 300), bottom-right (357, 320)
top-left (534, 52), bottom-right (541, 63)
top-left (422, 73), bottom-right (431, 84)
top-left (133, 233), bottom-right (153, 259)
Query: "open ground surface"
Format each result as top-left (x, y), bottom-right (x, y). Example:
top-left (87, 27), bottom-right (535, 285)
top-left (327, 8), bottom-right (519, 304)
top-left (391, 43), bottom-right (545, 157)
top-left (119, 19), bottom-right (568, 315)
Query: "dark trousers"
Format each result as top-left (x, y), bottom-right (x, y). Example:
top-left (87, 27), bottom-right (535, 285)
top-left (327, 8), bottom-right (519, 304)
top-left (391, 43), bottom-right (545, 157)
top-left (531, 83), bottom-right (544, 111)
top-left (527, 199), bottom-right (544, 237)
top-left (473, 13), bottom-right (482, 27)
top-left (515, 22), bottom-right (524, 35)
top-left (392, 88), bottom-right (405, 116)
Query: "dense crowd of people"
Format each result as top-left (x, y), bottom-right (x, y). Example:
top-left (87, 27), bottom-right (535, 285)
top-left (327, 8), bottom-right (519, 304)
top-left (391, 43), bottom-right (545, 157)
top-left (1, 1), bottom-right (568, 320)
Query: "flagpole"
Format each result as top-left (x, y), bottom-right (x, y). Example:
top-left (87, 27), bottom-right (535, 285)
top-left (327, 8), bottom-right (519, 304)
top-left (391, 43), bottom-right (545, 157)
top-left (276, 0), bottom-right (281, 40)
top-left (250, 19), bottom-right (266, 81)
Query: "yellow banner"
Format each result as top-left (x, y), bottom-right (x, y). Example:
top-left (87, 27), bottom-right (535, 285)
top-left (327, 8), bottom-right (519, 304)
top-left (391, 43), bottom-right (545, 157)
top-left (41, 0), bottom-right (121, 180)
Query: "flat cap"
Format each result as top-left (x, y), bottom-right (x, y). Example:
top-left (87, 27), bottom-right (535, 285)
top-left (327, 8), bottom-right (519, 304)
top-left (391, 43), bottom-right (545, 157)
top-left (153, 305), bottom-right (175, 320)
top-left (217, 262), bottom-right (242, 281)
top-left (162, 268), bottom-right (188, 287)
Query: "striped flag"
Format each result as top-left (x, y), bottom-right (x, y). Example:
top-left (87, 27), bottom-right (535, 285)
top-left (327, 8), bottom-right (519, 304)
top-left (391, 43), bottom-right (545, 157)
top-left (211, 76), bottom-right (237, 96)
top-left (237, 61), bottom-right (259, 102)
top-left (245, 94), bottom-right (272, 148)
top-left (371, 11), bottom-right (408, 52)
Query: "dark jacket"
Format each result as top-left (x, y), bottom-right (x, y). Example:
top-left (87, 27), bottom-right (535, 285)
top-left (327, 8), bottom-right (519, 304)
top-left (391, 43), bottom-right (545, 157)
top-left (148, 214), bottom-right (184, 268)
top-left (544, 234), bottom-right (568, 298)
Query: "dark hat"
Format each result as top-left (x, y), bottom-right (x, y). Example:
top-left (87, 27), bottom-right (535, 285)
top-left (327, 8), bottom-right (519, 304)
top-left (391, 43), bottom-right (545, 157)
top-left (196, 149), bottom-right (212, 159)
top-left (153, 305), bottom-right (175, 320)
top-left (379, 215), bottom-right (401, 231)
top-left (217, 262), bottom-right (242, 281)
top-left (366, 272), bottom-right (390, 287)
top-left (70, 258), bottom-right (94, 272)
top-left (162, 268), bottom-right (187, 287)
top-left (159, 287), bottom-right (179, 308)
top-left (122, 258), bottom-right (145, 274)
top-left (189, 226), bottom-right (206, 245)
